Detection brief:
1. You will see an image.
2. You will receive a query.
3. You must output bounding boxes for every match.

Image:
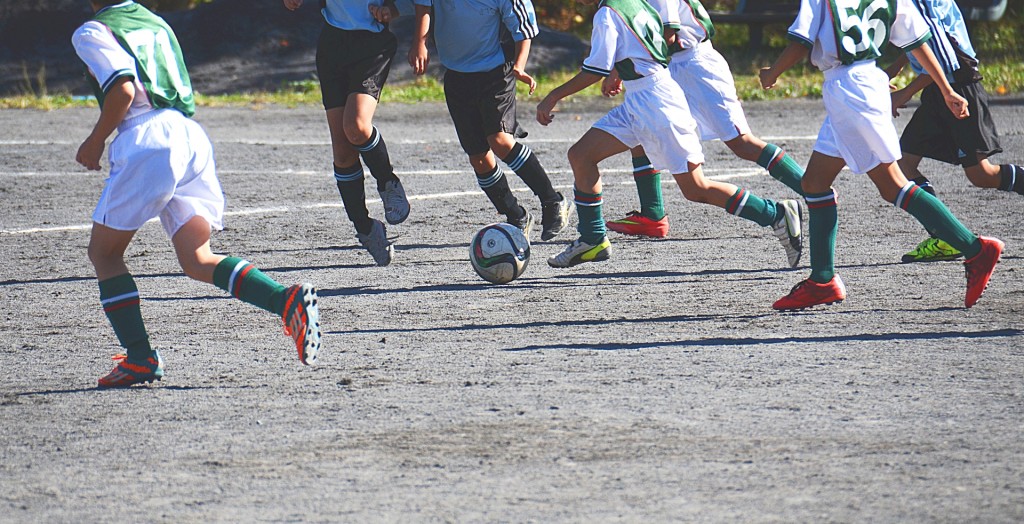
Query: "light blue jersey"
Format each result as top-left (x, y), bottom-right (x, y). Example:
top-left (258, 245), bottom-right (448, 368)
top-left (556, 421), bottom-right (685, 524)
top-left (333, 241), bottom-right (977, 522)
top-left (906, 0), bottom-right (977, 83)
top-left (413, 0), bottom-right (539, 73)
top-left (322, 0), bottom-right (414, 32)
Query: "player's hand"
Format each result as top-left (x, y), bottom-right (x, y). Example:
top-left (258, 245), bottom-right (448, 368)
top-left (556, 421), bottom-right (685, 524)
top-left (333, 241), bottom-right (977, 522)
top-left (890, 88), bottom-right (911, 118)
top-left (758, 67), bottom-right (778, 89)
top-left (369, 3), bottom-right (397, 23)
top-left (536, 96), bottom-right (557, 126)
top-left (408, 44), bottom-right (429, 75)
top-left (944, 92), bottom-right (970, 120)
top-left (283, 0), bottom-right (303, 11)
top-left (512, 68), bottom-right (536, 95)
top-left (76, 136), bottom-right (105, 171)
top-left (601, 73), bottom-right (622, 97)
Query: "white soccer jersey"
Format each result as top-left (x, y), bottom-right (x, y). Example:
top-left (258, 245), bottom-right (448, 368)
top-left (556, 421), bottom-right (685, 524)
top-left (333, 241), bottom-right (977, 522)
top-left (788, 0), bottom-right (933, 71)
top-left (72, 20), bottom-right (152, 120)
top-left (582, 5), bottom-right (666, 78)
top-left (650, 0), bottom-right (714, 50)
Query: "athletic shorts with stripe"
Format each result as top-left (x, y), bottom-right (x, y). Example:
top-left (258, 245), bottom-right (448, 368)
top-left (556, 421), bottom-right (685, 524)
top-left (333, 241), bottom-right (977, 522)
top-left (443, 63), bottom-right (527, 156)
top-left (316, 23), bottom-right (397, 109)
top-left (900, 80), bottom-right (1002, 168)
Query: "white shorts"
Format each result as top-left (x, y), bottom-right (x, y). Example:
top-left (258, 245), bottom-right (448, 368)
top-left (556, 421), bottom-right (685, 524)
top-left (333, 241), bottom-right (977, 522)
top-left (94, 109), bottom-right (225, 237)
top-left (814, 61), bottom-right (901, 174)
top-left (670, 41), bottom-right (750, 142)
top-left (593, 68), bottom-right (704, 175)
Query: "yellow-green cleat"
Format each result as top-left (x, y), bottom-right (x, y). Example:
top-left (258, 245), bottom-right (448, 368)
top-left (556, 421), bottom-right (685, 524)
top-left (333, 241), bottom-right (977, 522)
top-left (901, 237), bottom-right (963, 263)
top-left (547, 237), bottom-right (611, 268)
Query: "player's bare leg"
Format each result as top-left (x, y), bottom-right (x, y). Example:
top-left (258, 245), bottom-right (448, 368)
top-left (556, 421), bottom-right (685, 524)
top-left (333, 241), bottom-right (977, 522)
top-left (548, 128), bottom-right (626, 268)
top-left (326, 101), bottom-right (394, 266)
top-left (773, 152), bottom-right (846, 310)
top-left (171, 215), bottom-right (323, 364)
top-left (89, 223), bottom-right (162, 387)
top-left (486, 131), bottom-right (570, 240)
top-left (674, 163), bottom-right (804, 268)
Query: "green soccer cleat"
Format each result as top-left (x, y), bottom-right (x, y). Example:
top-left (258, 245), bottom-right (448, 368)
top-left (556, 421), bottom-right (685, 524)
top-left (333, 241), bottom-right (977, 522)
top-left (901, 237), bottom-right (963, 263)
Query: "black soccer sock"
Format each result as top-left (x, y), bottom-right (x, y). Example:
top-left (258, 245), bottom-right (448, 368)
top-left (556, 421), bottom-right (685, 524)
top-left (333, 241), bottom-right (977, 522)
top-left (355, 126), bottom-right (398, 190)
top-left (334, 163), bottom-right (373, 234)
top-left (998, 164), bottom-right (1024, 195)
top-left (476, 165), bottom-right (521, 217)
top-left (911, 176), bottom-right (937, 196)
top-left (502, 142), bottom-right (560, 204)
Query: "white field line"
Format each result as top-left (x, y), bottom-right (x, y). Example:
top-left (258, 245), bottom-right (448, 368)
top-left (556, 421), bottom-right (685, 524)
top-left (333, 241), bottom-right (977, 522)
top-left (0, 168), bottom-right (768, 235)
top-left (0, 135), bottom-right (819, 147)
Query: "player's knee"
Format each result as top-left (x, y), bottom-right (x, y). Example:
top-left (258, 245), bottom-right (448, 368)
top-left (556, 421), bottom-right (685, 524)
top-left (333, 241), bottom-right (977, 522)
top-left (342, 123), bottom-right (373, 146)
top-left (566, 143), bottom-right (593, 170)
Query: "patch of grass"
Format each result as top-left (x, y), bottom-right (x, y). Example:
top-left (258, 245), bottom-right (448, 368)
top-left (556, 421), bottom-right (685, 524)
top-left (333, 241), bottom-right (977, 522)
top-left (4, 60), bottom-right (1022, 110)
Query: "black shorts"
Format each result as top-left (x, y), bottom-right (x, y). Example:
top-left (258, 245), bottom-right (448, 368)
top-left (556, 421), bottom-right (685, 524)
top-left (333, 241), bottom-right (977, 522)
top-left (316, 24), bottom-right (397, 110)
top-left (443, 64), bottom-right (526, 156)
top-left (900, 80), bottom-right (1002, 168)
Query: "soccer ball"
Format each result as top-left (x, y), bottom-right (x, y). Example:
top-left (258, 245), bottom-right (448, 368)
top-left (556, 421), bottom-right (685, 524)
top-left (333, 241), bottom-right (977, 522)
top-left (469, 223), bottom-right (530, 284)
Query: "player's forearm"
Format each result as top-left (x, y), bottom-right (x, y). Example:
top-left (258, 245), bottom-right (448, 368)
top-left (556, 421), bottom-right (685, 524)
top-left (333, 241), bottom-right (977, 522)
top-left (900, 73), bottom-right (935, 98)
top-left (550, 71), bottom-right (601, 101)
top-left (411, 5), bottom-right (430, 43)
top-left (767, 42), bottom-right (809, 78)
top-left (89, 78), bottom-right (134, 143)
top-left (512, 39), bottom-right (531, 73)
top-left (909, 45), bottom-right (954, 97)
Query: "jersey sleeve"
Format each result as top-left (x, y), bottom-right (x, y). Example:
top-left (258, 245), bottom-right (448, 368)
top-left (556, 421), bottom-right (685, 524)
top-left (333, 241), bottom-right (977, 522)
top-left (654, 0), bottom-right (682, 30)
top-left (500, 0), bottom-right (539, 41)
top-left (581, 7), bottom-right (619, 77)
top-left (71, 20), bottom-right (137, 94)
top-left (890, 0), bottom-right (932, 51)
top-left (787, 0), bottom-right (823, 48)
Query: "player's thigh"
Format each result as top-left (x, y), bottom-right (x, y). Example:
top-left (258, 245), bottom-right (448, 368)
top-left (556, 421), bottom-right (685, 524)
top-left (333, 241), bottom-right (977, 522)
top-left (316, 25), bottom-right (396, 111)
top-left (444, 70), bottom-right (491, 156)
top-left (802, 150), bottom-right (846, 194)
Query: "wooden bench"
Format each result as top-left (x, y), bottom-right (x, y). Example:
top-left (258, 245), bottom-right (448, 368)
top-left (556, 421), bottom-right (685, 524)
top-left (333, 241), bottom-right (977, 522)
top-left (708, 0), bottom-right (798, 50)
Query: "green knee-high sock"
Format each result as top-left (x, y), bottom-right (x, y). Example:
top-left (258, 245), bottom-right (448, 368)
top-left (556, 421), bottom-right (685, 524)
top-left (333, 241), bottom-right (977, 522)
top-left (805, 190), bottom-right (838, 283)
top-left (895, 183), bottom-right (981, 258)
top-left (213, 257), bottom-right (288, 316)
top-left (574, 187), bottom-right (606, 245)
top-left (631, 155), bottom-right (665, 219)
top-left (724, 187), bottom-right (780, 227)
top-left (99, 273), bottom-right (153, 362)
top-left (757, 143), bottom-right (805, 196)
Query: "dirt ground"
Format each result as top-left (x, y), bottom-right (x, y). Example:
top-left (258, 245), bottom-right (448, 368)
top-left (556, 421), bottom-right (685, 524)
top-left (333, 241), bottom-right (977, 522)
top-left (1, 98), bottom-right (1022, 522)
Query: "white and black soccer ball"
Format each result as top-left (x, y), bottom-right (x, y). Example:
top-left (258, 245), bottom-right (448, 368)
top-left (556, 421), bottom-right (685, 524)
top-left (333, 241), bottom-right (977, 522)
top-left (469, 223), bottom-right (531, 284)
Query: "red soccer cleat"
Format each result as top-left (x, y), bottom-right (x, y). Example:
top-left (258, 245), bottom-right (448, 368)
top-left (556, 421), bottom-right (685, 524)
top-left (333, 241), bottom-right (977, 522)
top-left (773, 275), bottom-right (847, 311)
top-left (605, 211), bottom-right (669, 238)
top-left (97, 352), bottom-right (163, 388)
top-left (282, 283), bottom-right (322, 365)
top-left (963, 236), bottom-right (1004, 308)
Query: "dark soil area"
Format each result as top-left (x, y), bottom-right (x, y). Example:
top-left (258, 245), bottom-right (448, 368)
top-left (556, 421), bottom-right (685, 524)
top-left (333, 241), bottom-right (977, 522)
top-left (0, 0), bottom-right (588, 97)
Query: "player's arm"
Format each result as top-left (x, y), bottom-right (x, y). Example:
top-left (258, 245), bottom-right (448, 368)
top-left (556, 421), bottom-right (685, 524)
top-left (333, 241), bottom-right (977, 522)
top-left (884, 53), bottom-right (910, 79)
top-left (511, 39), bottom-right (537, 95)
top-left (283, 0), bottom-right (303, 11)
top-left (408, 3), bottom-right (431, 74)
top-left (759, 41), bottom-right (808, 89)
top-left (909, 43), bottom-right (968, 119)
top-left (77, 76), bottom-right (134, 171)
top-left (536, 71), bottom-right (602, 126)
top-left (601, 68), bottom-right (622, 97)
top-left (890, 72), bottom-right (933, 117)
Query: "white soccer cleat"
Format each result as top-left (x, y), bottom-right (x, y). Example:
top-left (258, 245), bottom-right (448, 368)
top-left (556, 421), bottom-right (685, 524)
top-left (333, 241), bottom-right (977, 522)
top-left (356, 218), bottom-right (394, 266)
top-left (378, 179), bottom-right (410, 225)
top-left (772, 199), bottom-right (803, 268)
